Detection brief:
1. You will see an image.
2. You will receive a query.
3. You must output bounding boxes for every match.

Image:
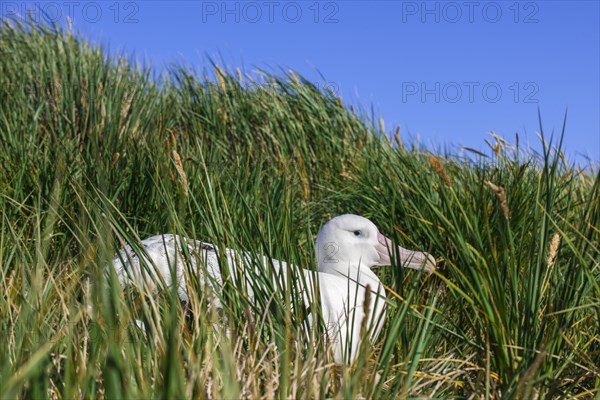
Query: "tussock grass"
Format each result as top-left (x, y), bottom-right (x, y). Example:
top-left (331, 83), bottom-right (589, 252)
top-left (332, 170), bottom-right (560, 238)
top-left (1, 19), bottom-right (598, 398)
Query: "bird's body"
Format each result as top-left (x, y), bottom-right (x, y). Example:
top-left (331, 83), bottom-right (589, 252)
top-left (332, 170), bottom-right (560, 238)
top-left (110, 214), bottom-right (435, 363)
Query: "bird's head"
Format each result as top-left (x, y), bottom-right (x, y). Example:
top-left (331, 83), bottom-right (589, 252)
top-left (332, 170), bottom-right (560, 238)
top-left (315, 214), bottom-right (436, 274)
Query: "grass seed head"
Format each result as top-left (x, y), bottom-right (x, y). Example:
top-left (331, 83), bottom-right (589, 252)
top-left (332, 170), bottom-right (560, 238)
top-left (547, 233), bottom-right (560, 267)
top-left (429, 155), bottom-right (451, 186)
top-left (486, 180), bottom-right (510, 219)
top-left (172, 150), bottom-right (188, 197)
top-left (109, 152), bottom-right (120, 169)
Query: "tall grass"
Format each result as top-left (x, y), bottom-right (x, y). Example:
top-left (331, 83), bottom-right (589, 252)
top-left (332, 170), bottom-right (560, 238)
top-left (0, 20), bottom-right (598, 398)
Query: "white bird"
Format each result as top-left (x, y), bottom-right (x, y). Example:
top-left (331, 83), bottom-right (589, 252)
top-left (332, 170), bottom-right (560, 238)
top-left (111, 214), bottom-right (436, 363)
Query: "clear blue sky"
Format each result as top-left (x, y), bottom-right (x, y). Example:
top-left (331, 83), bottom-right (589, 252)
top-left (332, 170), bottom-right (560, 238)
top-left (5, 1), bottom-right (599, 164)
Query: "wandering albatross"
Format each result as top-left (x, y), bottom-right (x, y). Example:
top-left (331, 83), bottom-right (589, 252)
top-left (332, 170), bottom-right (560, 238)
top-left (110, 214), bottom-right (436, 363)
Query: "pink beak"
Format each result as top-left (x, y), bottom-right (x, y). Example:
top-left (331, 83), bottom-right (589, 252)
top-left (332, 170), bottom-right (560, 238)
top-left (376, 233), bottom-right (436, 273)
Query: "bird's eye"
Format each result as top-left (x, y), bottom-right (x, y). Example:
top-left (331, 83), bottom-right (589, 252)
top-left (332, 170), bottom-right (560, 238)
top-left (353, 230), bottom-right (361, 237)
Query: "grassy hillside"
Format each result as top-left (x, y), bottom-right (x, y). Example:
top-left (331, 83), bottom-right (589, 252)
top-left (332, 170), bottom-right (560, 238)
top-left (0, 20), bottom-right (598, 399)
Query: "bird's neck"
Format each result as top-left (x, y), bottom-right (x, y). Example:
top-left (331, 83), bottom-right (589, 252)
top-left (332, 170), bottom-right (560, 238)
top-left (319, 262), bottom-right (383, 291)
